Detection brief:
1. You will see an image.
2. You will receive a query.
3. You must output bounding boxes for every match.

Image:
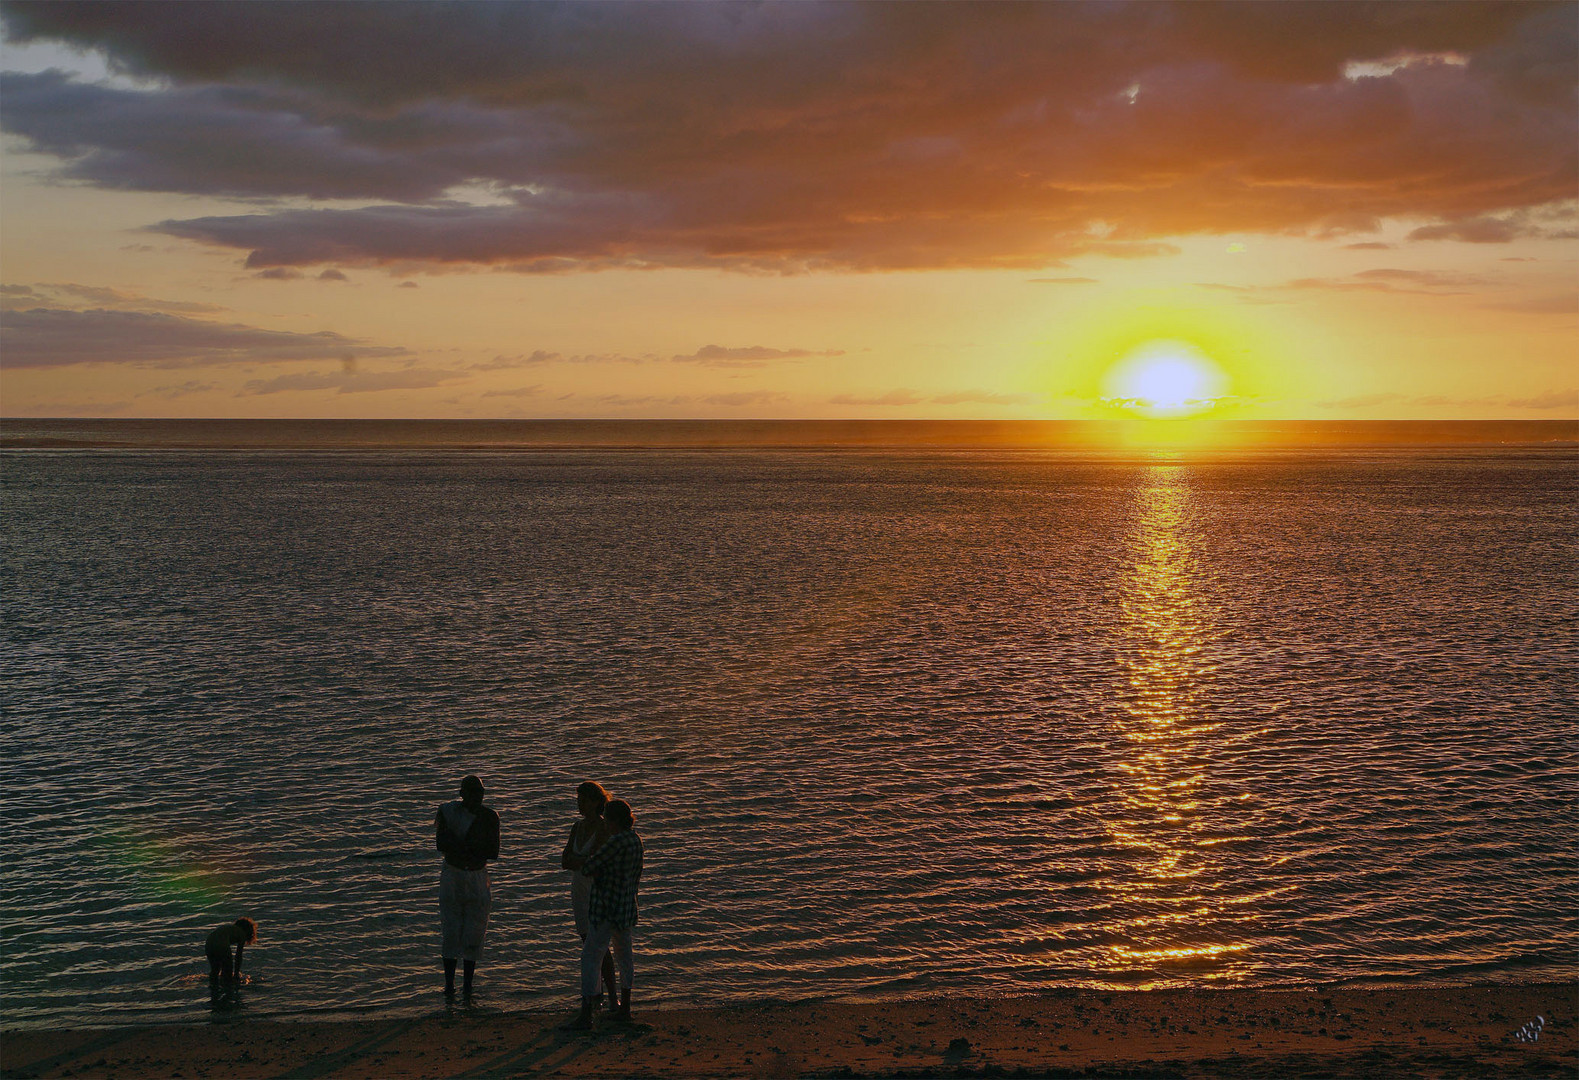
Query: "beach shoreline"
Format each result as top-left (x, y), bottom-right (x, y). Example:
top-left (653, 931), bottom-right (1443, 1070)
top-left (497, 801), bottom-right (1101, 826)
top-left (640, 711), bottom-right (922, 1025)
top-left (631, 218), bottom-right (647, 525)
top-left (4, 983), bottom-right (1573, 1079)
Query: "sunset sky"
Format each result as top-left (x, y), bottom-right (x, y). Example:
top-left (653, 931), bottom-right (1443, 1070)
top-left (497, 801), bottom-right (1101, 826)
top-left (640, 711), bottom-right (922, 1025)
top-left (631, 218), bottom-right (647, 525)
top-left (1, 1), bottom-right (1574, 420)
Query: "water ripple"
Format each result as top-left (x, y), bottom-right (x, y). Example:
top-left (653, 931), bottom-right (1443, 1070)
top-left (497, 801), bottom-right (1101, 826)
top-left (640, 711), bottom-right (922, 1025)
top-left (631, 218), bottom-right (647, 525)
top-left (1, 447), bottom-right (1575, 1027)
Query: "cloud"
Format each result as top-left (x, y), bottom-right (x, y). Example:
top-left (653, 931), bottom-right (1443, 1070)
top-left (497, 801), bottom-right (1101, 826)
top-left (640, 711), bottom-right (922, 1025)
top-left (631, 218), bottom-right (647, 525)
top-left (1352, 268), bottom-right (1481, 287)
top-left (2, 3), bottom-right (1571, 273)
top-left (237, 368), bottom-right (466, 396)
top-left (1312, 391), bottom-right (1557, 410)
top-left (1407, 216), bottom-right (1524, 243)
top-left (1506, 389), bottom-right (1578, 410)
top-left (830, 388), bottom-right (1040, 407)
top-left (0, 68), bottom-right (467, 201)
top-left (701, 390), bottom-right (789, 406)
top-left (471, 350), bottom-right (650, 369)
top-left (1283, 268), bottom-right (1481, 295)
top-left (0, 281), bottom-right (223, 314)
top-left (254, 267), bottom-right (304, 281)
top-left (931, 391), bottom-right (1040, 406)
top-left (317, 268), bottom-right (348, 281)
top-left (829, 390), bottom-right (927, 407)
top-left (472, 350), bottom-right (562, 370)
top-left (138, 380), bottom-right (218, 400)
top-left (470, 346), bottom-right (835, 370)
top-left (1027, 277), bottom-right (1098, 285)
top-left (1342, 241), bottom-right (1394, 250)
top-left (585, 393), bottom-right (669, 407)
top-left (480, 384), bottom-right (542, 398)
top-left (1205, 266), bottom-right (1574, 313)
top-left (670, 344), bottom-right (842, 367)
top-left (1316, 392), bottom-right (1407, 409)
top-left (9, 396), bottom-right (132, 416)
top-left (1489, 293), bottom-right (1578, 315)
top-left (1, 306), bottom-right (409, 368)
top-left (566, 389), bottom-right (790, 408)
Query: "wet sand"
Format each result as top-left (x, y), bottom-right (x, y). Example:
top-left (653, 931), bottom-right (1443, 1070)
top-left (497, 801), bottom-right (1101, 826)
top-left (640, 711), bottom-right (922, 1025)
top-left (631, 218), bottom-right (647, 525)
top-left (4, 984), bottom-right (1573, 1079)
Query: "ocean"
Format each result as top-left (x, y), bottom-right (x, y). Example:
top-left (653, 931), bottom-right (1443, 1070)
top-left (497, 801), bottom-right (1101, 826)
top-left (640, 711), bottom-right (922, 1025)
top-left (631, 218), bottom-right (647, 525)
top-left (2, 421), bottom-right (1575, 1027)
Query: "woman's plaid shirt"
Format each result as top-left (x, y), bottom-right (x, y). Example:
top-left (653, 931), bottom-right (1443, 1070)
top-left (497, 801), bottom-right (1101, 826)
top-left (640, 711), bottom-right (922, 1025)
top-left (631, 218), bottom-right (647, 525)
top-left (585, 829), bottom-right (643, 929)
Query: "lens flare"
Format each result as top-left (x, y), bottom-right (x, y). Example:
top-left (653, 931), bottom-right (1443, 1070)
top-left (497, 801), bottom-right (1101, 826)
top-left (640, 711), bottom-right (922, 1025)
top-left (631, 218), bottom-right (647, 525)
top-left (1103, 341), bottom-right (1229, 418)
top-left (94, 829), bottom-right (233, 908)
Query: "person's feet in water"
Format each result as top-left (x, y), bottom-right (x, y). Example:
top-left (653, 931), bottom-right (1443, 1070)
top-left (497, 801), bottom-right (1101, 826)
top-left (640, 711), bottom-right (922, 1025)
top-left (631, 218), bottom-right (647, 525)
top-left (612, 988), bottom-right (631, 1021)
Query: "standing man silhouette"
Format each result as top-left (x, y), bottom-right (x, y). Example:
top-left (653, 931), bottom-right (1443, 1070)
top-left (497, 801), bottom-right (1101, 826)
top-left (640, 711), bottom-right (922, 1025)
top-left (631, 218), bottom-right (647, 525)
top-left (435, 774), bottom-right (499, 998)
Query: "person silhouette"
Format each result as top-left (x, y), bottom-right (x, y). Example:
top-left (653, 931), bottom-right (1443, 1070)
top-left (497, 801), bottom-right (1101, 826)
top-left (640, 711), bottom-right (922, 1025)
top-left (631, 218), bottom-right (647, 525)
top-left (205, 917), bottom-right (256, 1004)
top-left (435, 774), bottom-right (499, 998)
top-left (568, 799), bottom-right (642, 1029)
top-left (561, 781), bottom-right (618, 1010)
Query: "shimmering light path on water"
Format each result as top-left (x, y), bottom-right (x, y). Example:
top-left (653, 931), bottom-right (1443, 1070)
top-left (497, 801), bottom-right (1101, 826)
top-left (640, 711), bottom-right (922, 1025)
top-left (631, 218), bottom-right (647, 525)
top-left (2, 447), bottom-right (1575, 1026)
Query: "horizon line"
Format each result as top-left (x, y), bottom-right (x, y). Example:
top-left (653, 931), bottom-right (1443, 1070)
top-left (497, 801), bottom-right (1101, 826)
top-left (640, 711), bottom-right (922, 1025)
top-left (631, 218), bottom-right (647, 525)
top-left (4, 416), bottom-right (1575, 451)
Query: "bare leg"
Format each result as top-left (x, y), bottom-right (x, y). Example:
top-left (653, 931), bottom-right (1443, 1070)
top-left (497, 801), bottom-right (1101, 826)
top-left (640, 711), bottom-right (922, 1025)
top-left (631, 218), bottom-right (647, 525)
top-left (443, 958), bottom-right (457, 996)
top-left (462, 960), bottom-right (476, 997)
top-left (577, 928), bottom-right (593, 1004)
top-left (601, 950), bottom-right (617, 1009)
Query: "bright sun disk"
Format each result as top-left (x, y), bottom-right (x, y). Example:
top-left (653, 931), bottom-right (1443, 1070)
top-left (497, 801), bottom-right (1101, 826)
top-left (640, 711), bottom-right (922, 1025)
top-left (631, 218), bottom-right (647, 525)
top-left (1102, 341), bottom-right (1229, 418)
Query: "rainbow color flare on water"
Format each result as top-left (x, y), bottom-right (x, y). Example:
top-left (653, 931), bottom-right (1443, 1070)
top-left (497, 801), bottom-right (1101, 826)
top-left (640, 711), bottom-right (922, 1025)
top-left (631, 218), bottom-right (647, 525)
top-left (93, 829), bottom-right (236, 908)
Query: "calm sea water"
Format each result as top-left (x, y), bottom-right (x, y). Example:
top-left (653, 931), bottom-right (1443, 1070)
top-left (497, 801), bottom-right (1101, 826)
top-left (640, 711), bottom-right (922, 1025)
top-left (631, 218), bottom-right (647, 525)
top-left (2, 442), bottom-right (1576, 1028)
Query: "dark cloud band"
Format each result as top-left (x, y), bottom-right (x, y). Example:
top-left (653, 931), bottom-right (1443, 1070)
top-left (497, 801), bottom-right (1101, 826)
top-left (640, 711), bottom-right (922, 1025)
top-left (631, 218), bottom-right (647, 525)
top-left (3, 2), bottom-right (1573, 272)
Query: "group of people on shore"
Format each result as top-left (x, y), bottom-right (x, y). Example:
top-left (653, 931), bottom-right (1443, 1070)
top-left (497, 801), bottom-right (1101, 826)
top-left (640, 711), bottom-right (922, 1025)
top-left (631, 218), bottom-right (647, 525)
top-left (435, 773), bottom-right (643, 1028)
top-left (203, 774), bottom-right (642, 1027)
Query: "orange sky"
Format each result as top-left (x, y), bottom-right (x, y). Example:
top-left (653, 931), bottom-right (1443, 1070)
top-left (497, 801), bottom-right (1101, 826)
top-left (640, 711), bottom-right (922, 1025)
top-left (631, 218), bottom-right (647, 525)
top-left (1, 1), bottom-right (1574, 420)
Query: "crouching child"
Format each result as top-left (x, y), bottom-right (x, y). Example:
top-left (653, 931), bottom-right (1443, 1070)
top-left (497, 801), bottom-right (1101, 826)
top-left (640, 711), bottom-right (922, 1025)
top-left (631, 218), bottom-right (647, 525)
top-left (206, 917), bottom-right (257, 1001)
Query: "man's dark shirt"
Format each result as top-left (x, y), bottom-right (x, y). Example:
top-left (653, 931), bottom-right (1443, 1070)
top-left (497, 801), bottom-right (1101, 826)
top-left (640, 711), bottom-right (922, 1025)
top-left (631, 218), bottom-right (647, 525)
top-left (436, 801), bottom-right (500, 872)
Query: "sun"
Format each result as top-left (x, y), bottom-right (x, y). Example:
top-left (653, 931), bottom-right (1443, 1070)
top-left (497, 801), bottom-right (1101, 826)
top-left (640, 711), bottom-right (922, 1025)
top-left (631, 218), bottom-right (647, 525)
top-left (1102, 340), bottom-right (1229, 418)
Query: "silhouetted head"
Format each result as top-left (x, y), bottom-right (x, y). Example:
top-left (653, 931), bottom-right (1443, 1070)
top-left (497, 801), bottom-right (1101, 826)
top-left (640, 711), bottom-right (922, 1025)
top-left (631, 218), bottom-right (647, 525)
top-left (576, 781), bottom-right (610, 818)
top-left (605, 799), bottom-right (634, 832)
top-left (460, 775), bottom-right (485, 807)
top-left (234, 917), bottom-right (257, 945)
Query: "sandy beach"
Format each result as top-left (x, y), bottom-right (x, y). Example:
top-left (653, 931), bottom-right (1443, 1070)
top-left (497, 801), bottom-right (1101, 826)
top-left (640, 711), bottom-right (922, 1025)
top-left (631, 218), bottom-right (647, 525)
top-left (4, 984), bottom-right (1572, 1079)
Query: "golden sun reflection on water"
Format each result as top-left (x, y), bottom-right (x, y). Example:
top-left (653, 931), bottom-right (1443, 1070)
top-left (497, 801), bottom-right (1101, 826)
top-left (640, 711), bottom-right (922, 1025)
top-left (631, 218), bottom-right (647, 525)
top-left (1101, 462), bottom-right (1252, 979)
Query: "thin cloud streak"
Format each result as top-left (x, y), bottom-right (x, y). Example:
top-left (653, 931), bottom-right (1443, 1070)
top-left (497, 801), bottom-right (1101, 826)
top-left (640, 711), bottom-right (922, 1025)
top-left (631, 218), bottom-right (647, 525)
top-left (1317, 390), bottom-right (1576, 410)
top-left (471, 344), bottom-right (840, 370)
top-left (1, 281), bottom-right (224, 315)
top-left (830, 389), bottom-right (1039, 407)
top-left (0, 306), bottom-right (409, 368)
top-left (480, 385), bottom-right (543, 399)
top-left (671, 344), bottom-right (843, 367)
top-left (237, 368), bottom-right (466, 396)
